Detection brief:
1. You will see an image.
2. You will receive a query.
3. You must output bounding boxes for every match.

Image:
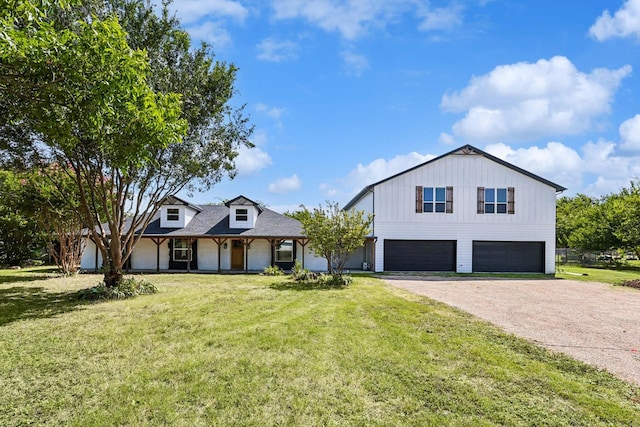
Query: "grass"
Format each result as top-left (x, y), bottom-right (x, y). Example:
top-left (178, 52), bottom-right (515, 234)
top-left (1, 268), bottom-right (639, 426)
top-left (556, 264), bottom-right (640, 285)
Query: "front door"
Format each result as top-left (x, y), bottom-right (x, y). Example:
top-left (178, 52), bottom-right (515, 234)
top-left (231, 239), bottom-right (244, 270)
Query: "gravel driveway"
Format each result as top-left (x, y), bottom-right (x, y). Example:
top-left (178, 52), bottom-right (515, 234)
top-left (383, 276), bottom-right (640, 385)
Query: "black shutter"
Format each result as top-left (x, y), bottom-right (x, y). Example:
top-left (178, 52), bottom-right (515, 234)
top-left (445, 186), bottom-right (453, 214)
top-left (477, 187), bottom-right (485, 214)
top-left (508, 187), bottom-right (515, 214)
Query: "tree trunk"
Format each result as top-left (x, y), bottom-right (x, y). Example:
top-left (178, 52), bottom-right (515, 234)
top-left (103, 242), bottom-right (124, 287)
top-left (103, 265), bottom-right (123, 288)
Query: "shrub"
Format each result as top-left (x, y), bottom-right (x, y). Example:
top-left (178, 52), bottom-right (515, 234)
top-left (77, 277), bottom-right (158, 300)
top-left (317, 273), bottom-right (353, 287)
top-left (263, 265), bottom-right (284, 276)
top-left (291, 261), bottom-right (317, 282)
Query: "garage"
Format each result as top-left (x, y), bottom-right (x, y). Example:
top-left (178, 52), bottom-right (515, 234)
top-left (472, 241), bottom-right (544, 273)
top-left (384, 240), bottom-right (456, 271)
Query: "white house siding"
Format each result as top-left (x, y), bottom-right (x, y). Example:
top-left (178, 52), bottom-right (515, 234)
top-left (130, 238), bottom-right (169, 270)
top-left (197, 239), bottom-right (219, 271)
top-left (298, 243), bottom-right (328, 271)
top-left (247, 240), bottom-right (271, 270)
top-left (372, 153), bottom-right (558, 274)
top-left (80, 239), bottom-right (102, 270)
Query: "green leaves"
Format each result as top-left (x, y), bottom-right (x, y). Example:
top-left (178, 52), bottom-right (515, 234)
top-left (299, 202), bottom-right (374, 275)
top-left (557, 181), bottom-right (640, 255)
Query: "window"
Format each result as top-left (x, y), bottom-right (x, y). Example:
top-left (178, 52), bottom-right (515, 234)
top-left (423, 187), bottom-right (446, 213)
top-left (167, 208), bottom-right (179, 221)
top-left (236, 208), bottom-right (248, 222)
top-left (173, 239), bottom-right (191, 261)
top-left (477, 187), bottom-right (514, 214)
top-left (415, 186), bottom-right (453, 213)
top-left (276, 240), bottom-right (294, 262)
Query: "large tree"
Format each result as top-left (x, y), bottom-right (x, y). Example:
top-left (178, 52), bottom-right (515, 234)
top-left (1, 1), bottom-right (253, 286)
top-left (299, 202), bottom-right (373, 276)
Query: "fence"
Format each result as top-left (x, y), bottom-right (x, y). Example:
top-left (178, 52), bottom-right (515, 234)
top-left (556, 248), bottom-right (638, 267)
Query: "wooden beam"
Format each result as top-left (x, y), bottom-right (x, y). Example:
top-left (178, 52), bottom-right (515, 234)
top-left (244, 238), bottom-right (255, 273)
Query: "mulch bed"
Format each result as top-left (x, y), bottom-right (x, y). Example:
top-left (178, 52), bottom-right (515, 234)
top-left (621, 279), bottom-right (640, 290)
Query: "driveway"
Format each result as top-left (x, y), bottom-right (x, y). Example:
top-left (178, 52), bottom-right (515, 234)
top-left (383, 276), bottom-right (640, 385)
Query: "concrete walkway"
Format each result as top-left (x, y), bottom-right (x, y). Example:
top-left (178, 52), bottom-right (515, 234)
top-left (383, 276), bottom-right (640, 385)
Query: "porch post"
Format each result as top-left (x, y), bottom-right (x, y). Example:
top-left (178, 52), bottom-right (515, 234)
top-left (298, 238), bottom-right (309, 269)
top-left (244, 239), bottom-right (255, 273)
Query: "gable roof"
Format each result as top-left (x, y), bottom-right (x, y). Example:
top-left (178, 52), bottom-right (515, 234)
top-left (225, 195), bottom-right (264, 214)
top-left (162, 195), bottom-right (203, 213)
top-left (344, 144), bottom-right (566, 210)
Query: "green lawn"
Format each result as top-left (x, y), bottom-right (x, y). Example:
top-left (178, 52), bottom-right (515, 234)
top-left (1, 268), bottom-right (639, 426)
top-left (556, 264), bottom-right (640, 285)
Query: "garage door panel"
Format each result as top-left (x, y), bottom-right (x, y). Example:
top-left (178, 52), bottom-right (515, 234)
top-left (473, 241), bottom-right (544, 273)
top-left (384, 240), bottom-right (456, 271)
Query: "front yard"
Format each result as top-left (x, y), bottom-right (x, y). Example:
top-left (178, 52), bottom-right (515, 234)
top-left (1, 268), bottom-right (639, 426)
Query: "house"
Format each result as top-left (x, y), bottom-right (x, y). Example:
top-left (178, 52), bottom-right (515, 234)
top-left (80, 195), bottom-right (327, 273)
top-left (343, 144), bottom-right (566, 274)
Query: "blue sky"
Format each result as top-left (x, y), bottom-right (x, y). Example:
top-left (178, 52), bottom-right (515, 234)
top-left (162, 0), bottom-right (640, 212)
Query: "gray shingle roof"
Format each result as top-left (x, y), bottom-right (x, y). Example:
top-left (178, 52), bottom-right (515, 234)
top-left (135, 205), bottom-right (305, 238)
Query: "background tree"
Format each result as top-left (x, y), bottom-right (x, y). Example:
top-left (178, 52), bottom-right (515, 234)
top-left (23, 165), bottom-right (93, 275)
top-left (299, 202), bottom-right (373, 276)
top-left (1, 1), bottom-right (253, 287)
top-left (0, 170), bottom-right (45, 266)
top-left (604, 181), bottom-right (640, 258)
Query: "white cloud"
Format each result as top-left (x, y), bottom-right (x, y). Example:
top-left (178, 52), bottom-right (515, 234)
top-left (619, 114), bottom-right (640, 151)
top-left (257, 38), bottom-right (299, 62)
top-left (484, 142), bottom-right (583, 191)
top-left (483, 140), bottom-right (640, 196)
top-left (417, 4), bottom-right (463, 31)
top-left (590, 0), bottom-right (640, 41)
top-left (184, 21), bottom-right (232, 48)
top-left (268, 174), bottom-right (302, 193)
top-left (235, 145), bottom-right (272, 175)
top-left (256, 103), bottom-right (285, 120)
top-left (270, 0), bottom-right (463, 40)
top-left (441, 56), bottom-right (631, 143)
top-left (341, 50), bottom-right (370, 76)
top-left (162, 0), bottom-right (249, 24)
top-left (319, 151), bottom-right (435, 201)
top-left (268, 203), bottom-right (303, 214)
top-left (439, 132), bottom-right (455, 145)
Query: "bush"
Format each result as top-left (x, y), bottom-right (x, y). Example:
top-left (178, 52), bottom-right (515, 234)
top-left (291, 261), bottom-right (317, 282)
top-left (77, 277), bottom-right (158, 300)
top-left (317, 273), bottom-right (353, 287)
top-left (263, 265), bottom-right (284, 276)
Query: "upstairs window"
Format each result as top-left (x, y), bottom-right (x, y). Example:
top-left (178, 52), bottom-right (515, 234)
top-left (167, 208), bottom-right (179, 221)
top-left (477, 187), bottom-right (515, 214)
top-left (424, 187), bottom-right (446, 213)
top-left (236, 208), bottom-right (248, 222)
top-left (415, 186), bottom-right (453, 213)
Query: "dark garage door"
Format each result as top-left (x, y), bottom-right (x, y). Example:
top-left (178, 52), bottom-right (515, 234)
top-left (473, 241), bottom-right (544, 273)
top-left (384, 240), bottom-right (456, 271)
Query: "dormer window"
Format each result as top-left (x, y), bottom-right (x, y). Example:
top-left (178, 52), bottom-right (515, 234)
top-left (236, 208), bottom-right (248, 222)
top-left (167, 208), bottom-right (179, 221)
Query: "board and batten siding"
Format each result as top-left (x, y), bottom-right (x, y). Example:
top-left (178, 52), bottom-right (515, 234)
top-left (371, 153), bottom-right (558, 273)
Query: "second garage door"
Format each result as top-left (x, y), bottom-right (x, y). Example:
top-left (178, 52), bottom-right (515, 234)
top-left (384, 240), bottom-right (456, 271)
top-left (472, 241), bottom-right (545, 273)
